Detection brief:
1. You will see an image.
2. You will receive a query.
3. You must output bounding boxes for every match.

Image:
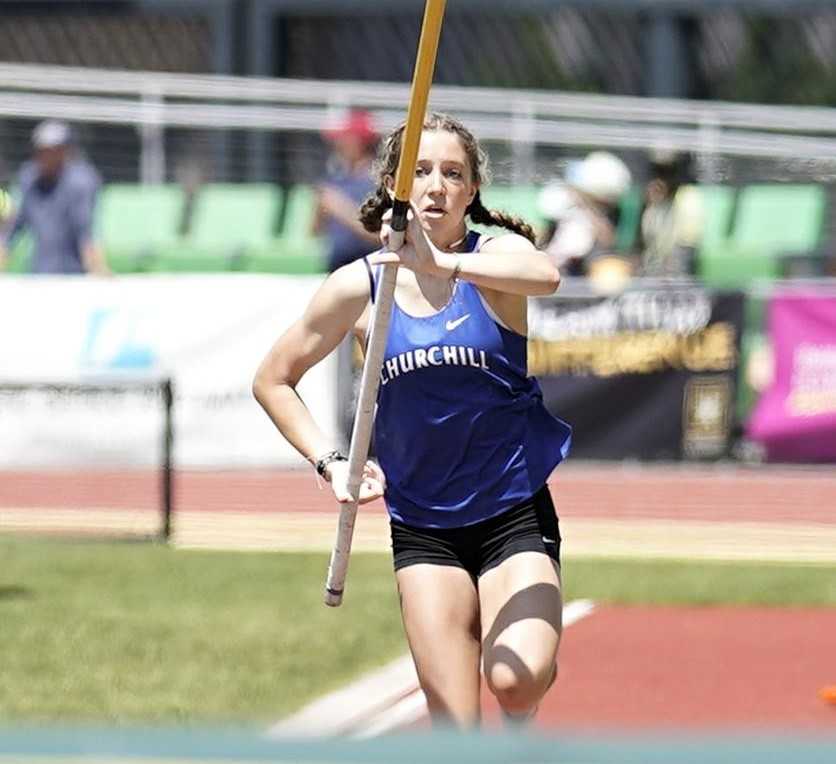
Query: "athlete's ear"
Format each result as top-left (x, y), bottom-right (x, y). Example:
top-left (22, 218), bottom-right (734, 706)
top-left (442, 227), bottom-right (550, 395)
top-left (466, 181), bottom-right (479, 207)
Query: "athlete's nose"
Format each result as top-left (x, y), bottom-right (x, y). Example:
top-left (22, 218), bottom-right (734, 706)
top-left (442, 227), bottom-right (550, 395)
top-left (427, 167), bottom-right (445, 195)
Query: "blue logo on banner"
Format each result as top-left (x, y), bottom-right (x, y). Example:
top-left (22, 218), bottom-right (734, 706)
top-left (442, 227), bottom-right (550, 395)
top-left (81, 308), bottom-right (157, 370)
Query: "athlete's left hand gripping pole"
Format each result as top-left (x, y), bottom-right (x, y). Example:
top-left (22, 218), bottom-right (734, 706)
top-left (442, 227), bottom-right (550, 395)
top-left (324, 0), bottom-right (447, 607)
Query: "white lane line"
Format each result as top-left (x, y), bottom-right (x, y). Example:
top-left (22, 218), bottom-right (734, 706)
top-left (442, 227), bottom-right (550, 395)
top-left (268, 599), bottom-right (596, 739)
top-left (352, 690), bottom-right (429, 739)
top-left (562, 598), bottom-right (596, 626)
top-left (266, 654), bottom-right (419, 738)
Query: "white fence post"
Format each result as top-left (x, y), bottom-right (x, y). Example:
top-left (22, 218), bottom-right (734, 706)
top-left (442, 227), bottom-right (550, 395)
top-left (139, 86), bottom-right (165, 185)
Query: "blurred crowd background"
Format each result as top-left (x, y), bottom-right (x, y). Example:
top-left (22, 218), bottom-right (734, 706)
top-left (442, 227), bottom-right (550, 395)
top-left (2, 0), bottom-right (836, 467)
top-left (1, 3), bottom-right (836, 750)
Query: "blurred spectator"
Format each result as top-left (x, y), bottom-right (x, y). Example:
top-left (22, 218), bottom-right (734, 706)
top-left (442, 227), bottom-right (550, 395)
top-left (175, 155), bottom-right (209, 236)
top-left (541, 151), bottom-right (632, 277)
top-left (0, 120), bottom-right (109, 275)
top-left (638, 149), bottom-right (703, 277)
top-left (536, 180), bottom-right (574, 249)
top-left (313, 109), bottom-right (381, 272)
top-left (0, 187), bottom-right (12, 227)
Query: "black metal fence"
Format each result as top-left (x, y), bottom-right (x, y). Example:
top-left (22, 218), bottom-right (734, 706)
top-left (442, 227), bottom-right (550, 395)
top-left (2, 3), bottom-right (836, 103)
top-left (3, 3), bottom-right (836, 208)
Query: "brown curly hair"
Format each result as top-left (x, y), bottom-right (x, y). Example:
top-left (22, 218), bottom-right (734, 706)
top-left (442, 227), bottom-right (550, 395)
top-left (358, 112), bottom-right (536, 244)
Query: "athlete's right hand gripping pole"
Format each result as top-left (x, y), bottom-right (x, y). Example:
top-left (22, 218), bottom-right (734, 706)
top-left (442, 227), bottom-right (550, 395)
top-left (324, 0), bottom-right (447, 607)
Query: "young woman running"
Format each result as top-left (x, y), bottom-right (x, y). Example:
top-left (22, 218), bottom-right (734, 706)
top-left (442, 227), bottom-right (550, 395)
top-left (253, 113), bottom-right (572, 728)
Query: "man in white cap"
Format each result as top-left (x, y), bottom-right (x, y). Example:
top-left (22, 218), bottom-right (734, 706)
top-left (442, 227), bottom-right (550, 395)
top-left (0, 120), bottom-right (109, 275)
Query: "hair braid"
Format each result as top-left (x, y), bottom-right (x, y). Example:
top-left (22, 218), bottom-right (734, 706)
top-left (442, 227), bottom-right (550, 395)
top-left (466, 191), bottom-right (536, 244)
top-left (359, 185), bottom-right (392, 235)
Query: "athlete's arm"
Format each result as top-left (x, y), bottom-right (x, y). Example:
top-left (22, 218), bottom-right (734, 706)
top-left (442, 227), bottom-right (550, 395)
top-left (371, 211), bottom-right (560, 297)
top-left (466, 232), bottom-right (559, 296)
top-left (253, 260), bottom-right (369, 466)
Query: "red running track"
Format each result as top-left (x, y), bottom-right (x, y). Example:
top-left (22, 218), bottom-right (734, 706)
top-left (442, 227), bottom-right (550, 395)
top-left (481, 605), bottom-right (836, 732)
top-left (2, 464), bottom-right (835, 524)
top-left (4, 465), bottom-right (835, 732)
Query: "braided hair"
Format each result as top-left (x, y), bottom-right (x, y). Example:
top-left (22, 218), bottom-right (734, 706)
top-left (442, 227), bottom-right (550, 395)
top-left (359, 112), bottom-right (536, 245)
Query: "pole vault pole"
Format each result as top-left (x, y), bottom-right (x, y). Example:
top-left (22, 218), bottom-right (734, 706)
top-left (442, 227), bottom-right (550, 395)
top-left (324, 0), bottom-right (447, 607)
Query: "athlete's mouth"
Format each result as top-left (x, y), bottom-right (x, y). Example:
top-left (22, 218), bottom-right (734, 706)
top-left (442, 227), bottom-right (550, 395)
top-left (423, 205), bottom-right (446, 216)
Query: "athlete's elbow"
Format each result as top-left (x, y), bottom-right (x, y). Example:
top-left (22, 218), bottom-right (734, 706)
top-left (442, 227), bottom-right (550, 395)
top-left (251, 368), bottom-right (269, 407)
top-left (536, 263), bottom-right (561, 295)
top-left (548, 264), bottom-right (561, 293)
top-left (253, 358), bottom-right (297, 410)
top-left (252, 362), bottom-right (278, 407)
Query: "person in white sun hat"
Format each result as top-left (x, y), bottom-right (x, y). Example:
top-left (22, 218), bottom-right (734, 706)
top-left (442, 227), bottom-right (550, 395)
top-left (542, 151), bottom-right (632, 277)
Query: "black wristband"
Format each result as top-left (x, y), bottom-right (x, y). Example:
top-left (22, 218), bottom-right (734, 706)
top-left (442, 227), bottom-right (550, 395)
top-left (315, 450), bottom-right (347, 477)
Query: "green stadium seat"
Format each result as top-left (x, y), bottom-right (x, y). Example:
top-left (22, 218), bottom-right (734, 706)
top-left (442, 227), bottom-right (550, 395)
top-left (236, 183), bottom-right (329, 268)
top-left (272, 184), bottom-right (327, 259)
top-left (695, 185), bottom-right (740, 288)
top-left (479, 185), bottom-right (547, 238)
top-left (736, 293), bottom-right (768, 424)
top-left (151, 184), bottom-right (282, 272)
top-left (734, 184), bottom-right (825, 255)
top-left (280, 185), bottom-right (318, 240)
top-left (5, 232), bottom-right (33, 273)
top-left (698, 184), bottom-right (825, 289)
top-left (2, 185), bottom-right (28, 271)
top-left (697, 185), bottom-right (736, 252)
top-left (97, 184), bottom-right (186, 272)
top-left (614, 187), bottom-right (642, 253)
top-left (699, 245), bottom-right (782, 289)
top-left (191, 183), bottom-right (280, 251)
top-left (147, 252), bottom-right (234, 273)
top-left (240, 249), bottom-right (327, 275)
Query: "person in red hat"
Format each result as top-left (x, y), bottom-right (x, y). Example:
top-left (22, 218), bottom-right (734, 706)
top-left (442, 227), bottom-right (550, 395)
top-left (313, 109), bottom-right (381, 272)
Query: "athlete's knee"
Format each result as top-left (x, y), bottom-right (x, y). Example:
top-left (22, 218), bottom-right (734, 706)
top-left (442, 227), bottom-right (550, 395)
top-left (486, 660), bottom-right (557, 713)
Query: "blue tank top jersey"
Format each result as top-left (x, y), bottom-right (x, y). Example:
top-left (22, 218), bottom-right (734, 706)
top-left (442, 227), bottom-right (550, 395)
top-left (371, 231), bottom-right (572, 529)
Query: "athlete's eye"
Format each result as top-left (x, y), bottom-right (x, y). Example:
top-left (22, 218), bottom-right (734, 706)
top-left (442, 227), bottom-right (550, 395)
top-left (415, 166), bottom-right (429, 177)
top-left (444, 168), bottom-right (464, 180)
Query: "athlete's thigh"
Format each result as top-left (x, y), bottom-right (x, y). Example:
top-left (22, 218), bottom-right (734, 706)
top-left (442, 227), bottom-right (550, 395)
top-left (478, 552), bottom-right (563, 679)
top-left (396, 563), bottom-right (482, 723)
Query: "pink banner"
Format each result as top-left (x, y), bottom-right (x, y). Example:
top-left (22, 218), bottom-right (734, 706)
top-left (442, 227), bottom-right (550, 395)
top-left (748, 289), bottom-right (836, 462)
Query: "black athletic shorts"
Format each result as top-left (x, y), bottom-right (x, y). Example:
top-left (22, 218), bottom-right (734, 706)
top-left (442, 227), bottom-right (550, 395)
top-left (390, 485), bottom-right (561, 578)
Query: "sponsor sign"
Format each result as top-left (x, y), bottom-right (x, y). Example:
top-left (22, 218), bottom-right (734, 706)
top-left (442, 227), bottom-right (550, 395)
top-left (747, 290), bottom-right (836, 462)
top-left (339, 282), bottom-right (744, 461)
top-left (528, 286), bottom-right (744, 459)
top-left (0, 274), bottom-right (337, 468)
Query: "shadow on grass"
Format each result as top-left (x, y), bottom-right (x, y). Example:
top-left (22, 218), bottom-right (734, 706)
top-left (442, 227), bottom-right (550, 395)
top-left (0, 585), bottom-right (33, 601)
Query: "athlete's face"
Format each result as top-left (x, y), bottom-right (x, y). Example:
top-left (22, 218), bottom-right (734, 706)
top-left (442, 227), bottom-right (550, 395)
top-left (410, 129), bottom-right (478, 246)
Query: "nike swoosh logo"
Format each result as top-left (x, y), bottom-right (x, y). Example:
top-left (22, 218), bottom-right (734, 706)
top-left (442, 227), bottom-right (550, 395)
top-left (445, 314), bottom-right (471, 332)
top-left (542, 536), bottom-right (556, 545)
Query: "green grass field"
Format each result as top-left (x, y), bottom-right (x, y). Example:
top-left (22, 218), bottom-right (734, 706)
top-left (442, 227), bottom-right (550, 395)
top-left (2, 535), bottom-right (835, 723)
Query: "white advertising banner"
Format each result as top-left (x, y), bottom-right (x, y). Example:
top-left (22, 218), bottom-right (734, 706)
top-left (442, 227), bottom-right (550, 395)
top-left (0, 274), bottom-right (338, 468)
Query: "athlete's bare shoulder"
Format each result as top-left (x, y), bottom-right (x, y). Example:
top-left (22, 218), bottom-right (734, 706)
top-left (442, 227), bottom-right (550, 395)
top-left (326, 257), bottom-right (376, 300)
top-left (307, 257), bottom-right (374, 317)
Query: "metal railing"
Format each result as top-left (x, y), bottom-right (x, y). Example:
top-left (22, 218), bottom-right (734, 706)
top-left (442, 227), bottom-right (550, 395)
top-left (3, 62), bottom-right (836, 184)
